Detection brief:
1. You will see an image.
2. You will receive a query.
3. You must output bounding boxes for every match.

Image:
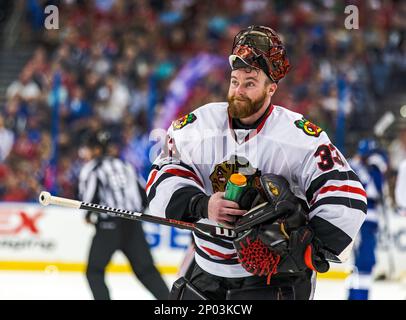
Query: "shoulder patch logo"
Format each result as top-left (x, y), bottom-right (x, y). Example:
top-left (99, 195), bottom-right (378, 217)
top-left (294, 117), bottom-right (323, 137)
top-left (173, 113), bottom-right (197, 130)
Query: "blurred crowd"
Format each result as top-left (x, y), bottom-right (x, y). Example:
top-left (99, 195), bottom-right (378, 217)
top-left (0, 0), bottom-right (405, 202)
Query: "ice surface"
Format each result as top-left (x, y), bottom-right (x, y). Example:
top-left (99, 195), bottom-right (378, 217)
top-left (0, 271), bottom-right (404, 300)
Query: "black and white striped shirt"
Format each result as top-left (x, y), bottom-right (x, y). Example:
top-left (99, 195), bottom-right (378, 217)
top-left (79, 156), bottom-right (147, 224)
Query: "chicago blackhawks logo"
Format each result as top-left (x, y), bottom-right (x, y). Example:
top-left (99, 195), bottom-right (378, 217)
top-left (210, 155), bottom-right (260, 192)
top-left (294, 117), bottom-right (323, 137)
top-left (173, 113), bottom-right (197, 130)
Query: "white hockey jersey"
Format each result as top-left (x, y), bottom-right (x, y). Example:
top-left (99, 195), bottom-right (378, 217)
top-left (147, 102), bottom-right (367, 278)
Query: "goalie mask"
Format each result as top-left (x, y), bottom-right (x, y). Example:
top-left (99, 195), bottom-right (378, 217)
top-left (229, 25), bottom-right (291, 83)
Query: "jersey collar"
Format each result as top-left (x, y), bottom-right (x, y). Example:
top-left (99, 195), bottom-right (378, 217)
top-left (228, 104), bottom-right (274, 144)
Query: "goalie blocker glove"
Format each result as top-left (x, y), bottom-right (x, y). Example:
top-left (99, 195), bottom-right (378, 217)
top-left (233, 174), bottom-right (330, 284)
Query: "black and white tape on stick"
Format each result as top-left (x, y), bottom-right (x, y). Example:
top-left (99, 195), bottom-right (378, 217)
top-left (38, 191), bottom-right (236, 239)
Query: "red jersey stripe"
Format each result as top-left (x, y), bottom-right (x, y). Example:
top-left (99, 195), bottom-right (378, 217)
top-left (201, 246), bottom-right (237, 260)
top-left (311, 185), bottom-right (367, 205)
top-left (146, 169), bottom-right (158, 193)
top-left (164, 168), bottom-right (204, 187)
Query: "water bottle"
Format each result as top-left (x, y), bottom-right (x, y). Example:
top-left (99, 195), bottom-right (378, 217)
top-left (224, 173), bottom-right (247, 202)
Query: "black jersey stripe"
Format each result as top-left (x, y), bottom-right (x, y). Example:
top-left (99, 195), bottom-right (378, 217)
top-left (310, 196), bottom-right (367, 214)
top-left (306, 170), bottom-right (362, 203)
top-left (147, 173), bottom-right (173, 204)
top-left (309, 215), bottom-right (353, 256)
top-left (147, 172), bottom-right (201, 204)
top-left (193, 231), bottom-right (235, 249)
top-left (194, 246), bottom-right (240, 265)
top-left (165, 187), bottom-right (203, 222)
top-left (151, 161), bottom-right (197, 175)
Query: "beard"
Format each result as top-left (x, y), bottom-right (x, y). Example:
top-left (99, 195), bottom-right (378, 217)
top-left (227, 90), bottom-right (268, 119)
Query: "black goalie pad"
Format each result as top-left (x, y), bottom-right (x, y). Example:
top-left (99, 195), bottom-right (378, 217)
top-left (234, 200), bottom-right (297, 234)
top-left (234, 173), bottom-right (303, 233)
top-left (259, 173), bottom-right (298, 206)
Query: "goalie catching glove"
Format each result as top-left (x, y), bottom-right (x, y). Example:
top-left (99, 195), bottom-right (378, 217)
top-left (233, 174), bottom-right (329, 284)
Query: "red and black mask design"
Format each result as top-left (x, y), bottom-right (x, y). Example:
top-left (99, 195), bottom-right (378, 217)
top-left (229, 25), bottom-right (291, 83)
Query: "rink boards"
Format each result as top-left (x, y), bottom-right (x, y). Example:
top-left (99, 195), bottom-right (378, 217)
top-left (0, 203), bottom-right (405, 280)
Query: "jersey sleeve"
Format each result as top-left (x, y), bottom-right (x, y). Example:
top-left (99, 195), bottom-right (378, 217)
top-left (146, 124), bottom-right (206, 221)
top-left (297, 135), bottom-right (367, 262)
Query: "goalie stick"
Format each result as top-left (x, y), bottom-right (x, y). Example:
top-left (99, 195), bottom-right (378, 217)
top-left (39, 191), bottom-right (341, 263)
top-left (38, 191), bottom-right (236, 238)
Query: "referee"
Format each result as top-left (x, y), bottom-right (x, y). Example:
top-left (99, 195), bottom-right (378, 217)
top-left (79, 130), bottom-right (170, 300)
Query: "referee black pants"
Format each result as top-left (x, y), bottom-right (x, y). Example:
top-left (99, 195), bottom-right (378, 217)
top-left (86, 219), bottom-right (170, 300)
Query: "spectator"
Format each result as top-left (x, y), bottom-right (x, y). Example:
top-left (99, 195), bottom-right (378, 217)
top-left (0, 0), bottom-right (405, 201)
top-left (0, 115), bottom-right (14, 162)
top-left (6, 67), bottom-right (41, 103)
top-left (95, 76), bottom-right (130, 124)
